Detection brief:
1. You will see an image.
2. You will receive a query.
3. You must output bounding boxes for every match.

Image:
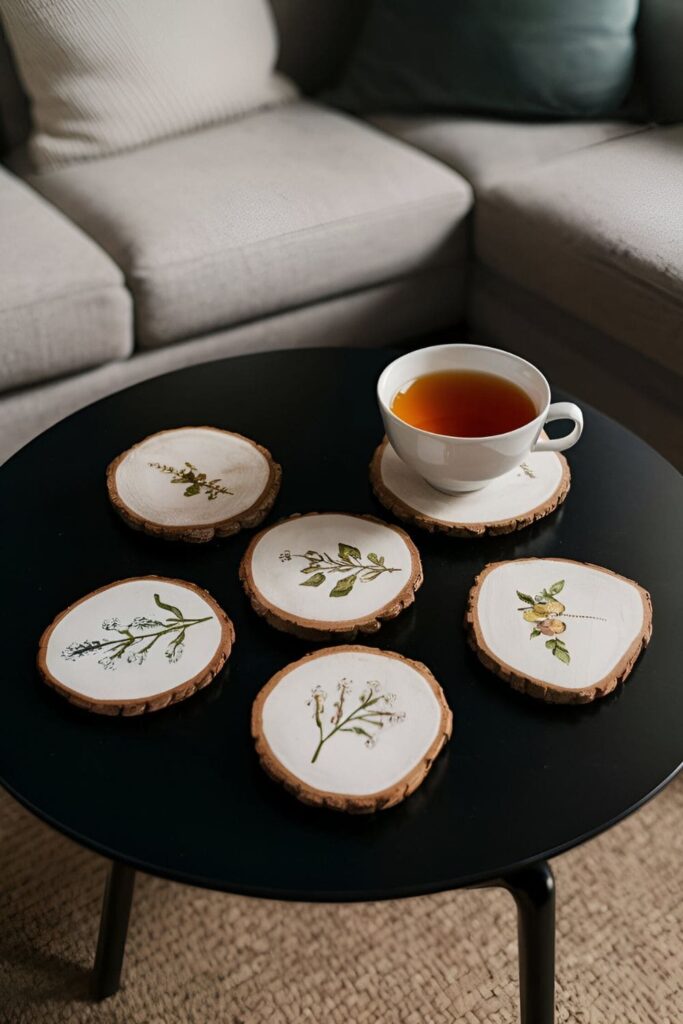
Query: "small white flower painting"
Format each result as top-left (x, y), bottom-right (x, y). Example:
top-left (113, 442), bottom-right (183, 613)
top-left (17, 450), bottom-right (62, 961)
top-left (43, 578), bottom-right (225, 704)
top-left (258, 648), bottom-right (450, 800)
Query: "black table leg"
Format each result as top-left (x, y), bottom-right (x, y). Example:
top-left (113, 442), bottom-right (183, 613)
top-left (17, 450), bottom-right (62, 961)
top-left (499, 860), bottom-right (556, 1024)
top-left (86, 858), bottom-right (554, 1017)
top-left (91, 860), bottom-right (136, 1000)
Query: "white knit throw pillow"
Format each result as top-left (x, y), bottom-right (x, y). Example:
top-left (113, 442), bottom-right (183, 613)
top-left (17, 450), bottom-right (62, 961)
top-left (0, 0), bottom-right (296, 168)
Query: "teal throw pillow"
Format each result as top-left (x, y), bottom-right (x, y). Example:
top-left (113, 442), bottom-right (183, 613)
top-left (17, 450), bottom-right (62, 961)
top-left (329, 0), bottom-right (640, 119)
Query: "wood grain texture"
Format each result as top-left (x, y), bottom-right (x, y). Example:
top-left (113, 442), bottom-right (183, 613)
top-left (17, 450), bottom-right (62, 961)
top-left (37, 575), bottom-right (235, 715)
top-left (239, 512), bottom-right (423, 642)
top-left (370, 438), bottom-right (570, 537)
top-left (107, 426), bottom-right (281, 543)
top-left (251, 645), bottom-right (452, 813)
top-left (465, 558), bottom-right (652, 704)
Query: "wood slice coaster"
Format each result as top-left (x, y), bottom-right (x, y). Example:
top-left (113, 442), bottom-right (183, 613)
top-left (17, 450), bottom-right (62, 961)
top-left (252, 646), bottom-right (452, 813)
top-left (240, 512), bottom-right (423, 642)
top-left (107, 426), bottom-right (281, 542)
top-left (465, 558), bottom-right (652, 704)
top-left (37, 576), bottom-right (234, 715)
top-left (370, 438), bottom-right (570, 537)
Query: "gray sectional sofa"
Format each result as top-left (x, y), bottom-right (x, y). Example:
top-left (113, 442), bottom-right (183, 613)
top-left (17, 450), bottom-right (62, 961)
top-left (1, 0), bottom-right (681, 466)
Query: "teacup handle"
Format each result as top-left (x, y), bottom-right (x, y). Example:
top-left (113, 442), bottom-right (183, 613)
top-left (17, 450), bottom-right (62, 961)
top-left (532, 402), bottom-right (584, 452)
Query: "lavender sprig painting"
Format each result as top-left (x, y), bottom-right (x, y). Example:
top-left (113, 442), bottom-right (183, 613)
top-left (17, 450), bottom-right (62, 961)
top-left (61, 593), bottom-right (212, 671)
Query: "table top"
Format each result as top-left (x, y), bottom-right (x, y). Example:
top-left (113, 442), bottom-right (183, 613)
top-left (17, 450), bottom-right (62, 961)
top-left (1, 348), bottom-right (681, 902)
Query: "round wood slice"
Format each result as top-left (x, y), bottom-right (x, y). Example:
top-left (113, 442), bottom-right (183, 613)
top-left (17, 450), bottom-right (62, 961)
top-left (465, 558), bottom-right (652, 704)
top-left (37, 576), bottom-right (235, 715)
top-left (240, 512), bottom-right (423, 641)
top-left (370, 437), bottom-right (570, 536)
top-left (252, 646), bottom-right (452, 813)
top-left (107, 426), bottom-right (281, 542)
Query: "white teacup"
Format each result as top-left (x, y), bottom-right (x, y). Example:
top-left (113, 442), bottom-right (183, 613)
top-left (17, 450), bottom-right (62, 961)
top-left (377, 344), bottom-right (583, 493)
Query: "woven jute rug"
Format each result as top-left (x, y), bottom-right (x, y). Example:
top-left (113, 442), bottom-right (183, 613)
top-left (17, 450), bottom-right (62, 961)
top-left (1, 778), bottom-right (681, 1024)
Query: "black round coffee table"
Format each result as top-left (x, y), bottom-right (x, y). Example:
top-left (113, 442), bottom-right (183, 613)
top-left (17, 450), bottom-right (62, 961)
top-left (1, 349), bottom-right (680, 1024)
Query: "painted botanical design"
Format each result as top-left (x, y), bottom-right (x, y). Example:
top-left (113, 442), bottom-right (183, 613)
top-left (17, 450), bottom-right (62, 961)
top-left (307, 679), bottom-right (406, 763)
top-left (516, 580), bottom-right (605, 665)
top-left (61, 593), bottom-right (213, 670)
top-left (279, 543), bottom-right (400, 598)
top-left (148, 461), bottom-right (233, 500)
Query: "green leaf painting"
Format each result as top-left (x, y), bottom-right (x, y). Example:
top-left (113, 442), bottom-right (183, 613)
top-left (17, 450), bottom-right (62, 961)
top-left (148, 461), bottom-right (233, 500)
top-left (330, 574), bottom-right (357, 598)
top-left (338, 543), bottom-right (361, 562)
top-left (516, 580), bottom-right (605, 666)
top-left (62, 593), bottom-right (213, 671)
top-left (279, 542), bottom-right (401, 598)
top-left (301, 572), bottom-right (325, 588)
top-left (307, 679), bottom-right (406, 763)
top-left (547, 640), bottom-right (571, 665)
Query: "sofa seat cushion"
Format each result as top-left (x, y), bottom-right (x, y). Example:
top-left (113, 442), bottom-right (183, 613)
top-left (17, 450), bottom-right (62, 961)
top-left (28, 100), bottom-right (473, 350)
top-left (0, 167), bottom-right (132, 393)
top-left (476, 125), bottom-right (683, 375)
top-left (370, 114), bottom-right (645, 191)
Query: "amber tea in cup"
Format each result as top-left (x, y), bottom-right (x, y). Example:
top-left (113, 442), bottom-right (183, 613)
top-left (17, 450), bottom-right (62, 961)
top-left (391, 369), bottom-right (537, 438)
top-left (378, 344), bottom-right (584, 492)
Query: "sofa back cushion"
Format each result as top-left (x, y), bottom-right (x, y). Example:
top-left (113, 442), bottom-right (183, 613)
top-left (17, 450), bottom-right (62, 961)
top-left (329, 0), bottom-right (641, 119)
top-left (0, 0), bottom-right (295, 169)
top-left (0, 0), bottom-right (680, 160)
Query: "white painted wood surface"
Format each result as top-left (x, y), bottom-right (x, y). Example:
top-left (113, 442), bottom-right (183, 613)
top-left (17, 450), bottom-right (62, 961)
top-left (44, 579), bottom-right (224, 702)
top-left (260, 649), bottom-right (445, 797)
top-left (475, 559), bottom-right (648, 691)
top-left (379, 442), bottom-right (565, 526)
top-left (114, 427), bottom-right (271, 526)
top-left (249, 514), bottom-right (416, 623)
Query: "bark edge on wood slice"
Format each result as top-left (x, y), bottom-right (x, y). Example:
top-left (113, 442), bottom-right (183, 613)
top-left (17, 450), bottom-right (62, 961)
top-left (465, 558), bottom-right (652, 704)
top-left (370, 437), bottom-right (570, 537)
top-left (107, 426), bottom-right (281, 543)
top-left (239, 512), bottom-right (423, 642)
top-left (37, 576), bottom-right (235, 715)
top-left (252, 645), bottom-right (453, 813)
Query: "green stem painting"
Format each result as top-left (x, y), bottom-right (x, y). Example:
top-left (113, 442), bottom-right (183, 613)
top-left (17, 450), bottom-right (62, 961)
top-left (279, 542), bottom-right (400, 598)
top-left (307, 680), bottom-right (406, 763)
top-left (148, 461), bottom-right (233, 500)
top-left (61, 593), bottom-right (212, 670)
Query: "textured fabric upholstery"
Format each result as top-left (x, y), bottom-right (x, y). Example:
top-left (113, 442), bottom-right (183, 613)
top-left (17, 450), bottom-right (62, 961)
top-left (0, 0), bottom-right (295, 169)
top-left (0, 166), bottom-right (131, 392)
top-left (29, 100), bottom-right (472, 350)
top-left (1, 0), bottom-right (680, 162)
top-left (469, 264), bottom-right (682, 469)
top-left (0, 264), bottom-right (464, 464)
top-left (476, 126), bottom-right (683, 374)
top-left (329, 0), bottom-right (640, 119)
top-left (369, 115), bottom-right (645, 190)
